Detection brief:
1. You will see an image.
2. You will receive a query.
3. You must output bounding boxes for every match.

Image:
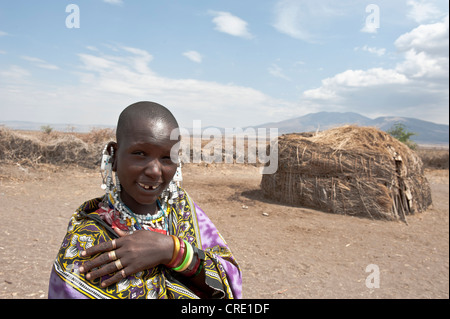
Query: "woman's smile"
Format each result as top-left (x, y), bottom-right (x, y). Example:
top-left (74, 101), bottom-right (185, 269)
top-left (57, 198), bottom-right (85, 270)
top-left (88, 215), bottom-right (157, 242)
top-left (137, 182), bottom-right (162, 192)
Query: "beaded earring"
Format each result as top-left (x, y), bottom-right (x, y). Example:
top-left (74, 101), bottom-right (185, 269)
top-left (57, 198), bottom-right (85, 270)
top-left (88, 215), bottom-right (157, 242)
top-left (100, 144), bottom-right (121, 201)
top-left (100, 144), bottom-right (112, 190)
top-left (162, 161), bottom-right (182, 205)
top-left (173, 162), bottom-right (183, 187)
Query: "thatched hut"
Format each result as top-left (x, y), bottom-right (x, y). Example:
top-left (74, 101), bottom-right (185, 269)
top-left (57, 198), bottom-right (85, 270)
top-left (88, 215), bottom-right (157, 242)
top-left (260, 125), bottom-right (432, 222)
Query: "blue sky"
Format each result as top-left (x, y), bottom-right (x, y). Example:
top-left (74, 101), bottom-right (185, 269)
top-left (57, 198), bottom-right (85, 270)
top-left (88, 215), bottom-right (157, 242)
top-left (0, 0), bottom-right (448, 128)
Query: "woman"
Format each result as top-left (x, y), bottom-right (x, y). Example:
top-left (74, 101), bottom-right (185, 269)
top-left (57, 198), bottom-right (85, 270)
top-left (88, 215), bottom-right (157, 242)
top-left (48, 101), bottom-right (242, 299)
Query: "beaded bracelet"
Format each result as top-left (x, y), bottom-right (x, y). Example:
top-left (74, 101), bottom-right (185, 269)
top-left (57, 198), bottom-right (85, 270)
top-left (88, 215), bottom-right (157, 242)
top-left (184, 245), bottom-right (205, 277)
top-left (173, 240), bottom-right (193, 272)
top-left (165, 235), bottom-right (180, 268)
top-left (193, 261), bottom-right (204, 277)
top-left (167, 237), bottom-right (185, 269)
top-left (180, 244), bottom-right (194, 273)
top-left (183, 255), bottom-right (202, 277)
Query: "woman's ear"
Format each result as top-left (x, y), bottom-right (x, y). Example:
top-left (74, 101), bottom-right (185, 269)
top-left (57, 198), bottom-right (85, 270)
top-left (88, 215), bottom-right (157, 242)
top-left (107, 141), bottom-right (118, 171)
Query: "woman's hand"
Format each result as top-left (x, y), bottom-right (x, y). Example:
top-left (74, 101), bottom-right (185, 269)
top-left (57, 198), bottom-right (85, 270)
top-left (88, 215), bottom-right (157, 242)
top-left (78, 228), bottom-right (173, 287)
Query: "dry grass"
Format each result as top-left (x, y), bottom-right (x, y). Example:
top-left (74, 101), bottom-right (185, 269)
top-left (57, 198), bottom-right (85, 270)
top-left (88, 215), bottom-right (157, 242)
top-left (416, 147), bottom-right (449, 169)
top-left (0, 127), bottom-right (114, 168)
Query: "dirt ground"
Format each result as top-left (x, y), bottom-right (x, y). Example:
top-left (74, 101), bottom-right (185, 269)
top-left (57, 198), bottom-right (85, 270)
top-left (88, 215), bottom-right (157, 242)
top-left (0, 163), bottom-right (448, 299)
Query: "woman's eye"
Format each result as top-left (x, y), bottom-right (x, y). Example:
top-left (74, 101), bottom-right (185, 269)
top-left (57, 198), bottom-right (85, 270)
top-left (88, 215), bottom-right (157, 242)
top-left (132, 151), bottom-right (145, 156)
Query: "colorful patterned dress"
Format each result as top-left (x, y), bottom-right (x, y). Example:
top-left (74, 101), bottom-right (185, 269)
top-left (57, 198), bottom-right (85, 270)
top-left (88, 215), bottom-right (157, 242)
top-left (48, 188), bottom-right (242, 299)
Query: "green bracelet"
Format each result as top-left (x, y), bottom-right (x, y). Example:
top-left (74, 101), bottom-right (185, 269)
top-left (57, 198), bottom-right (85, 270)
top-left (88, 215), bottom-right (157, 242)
top-left (173, 240), bottom-right (193, 272)
top-left (192, 261), bottom-right (204, 277)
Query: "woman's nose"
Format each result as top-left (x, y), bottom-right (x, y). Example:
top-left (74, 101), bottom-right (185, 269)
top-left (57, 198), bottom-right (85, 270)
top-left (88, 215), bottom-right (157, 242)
top-left (144, 159), bottom-right (162, 179)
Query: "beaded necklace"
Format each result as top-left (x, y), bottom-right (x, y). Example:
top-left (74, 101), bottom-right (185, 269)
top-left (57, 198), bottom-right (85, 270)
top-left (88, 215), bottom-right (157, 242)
top-left (106, 190), bottom-right (169, 234)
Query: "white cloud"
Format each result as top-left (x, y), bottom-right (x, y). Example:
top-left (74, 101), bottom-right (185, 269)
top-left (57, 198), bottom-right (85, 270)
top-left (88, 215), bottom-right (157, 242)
top-left (406, 0), bottom-right (443, 23)
top-left (272, 0), bottom-right (345, 42)
top-left (395, 16), bottom-right (449, 81)
top-left (103, 0), bottom-right (123, 5)
top-left (396, 49), bottom-right (448, 80)
top-left (78, 46), bottom-right (154, 75)
top-left (0, 65), bottom-right (31, 80)
top-left (209, 11), bottom-right (253, 39)
top-left (0, 30), bottom-right (9, 36)
top-left (330, 68), bottom-right (408, 87)
top-left (360, 24), bottom-right (378, 34)
top-left (74, 46), bottom-right (290, 125)
top-left (303, 68), bottom-right (409, 101)
top-left (268, 63), bottom-right (290, 80)
top-left (85, 46), bottom-right (99, 52)
top-left (395, 15), bottom-right (449, 55)
top-left (272, 0), bottom-right (313, 41)
top-left (0, 45), bottom-right (293, 127)
top-left (183, 51), bottom-right (203, 63)
top-left (355, 45), bottom-right (386, 57)
top-left (21, 56), bottom-right (59, 70)
top-left (301, 15), bottom-right (449, 123)
top-left (78, 54), bottom-right (117, 71)
top-left (122, 46), bottom-right (153, 73)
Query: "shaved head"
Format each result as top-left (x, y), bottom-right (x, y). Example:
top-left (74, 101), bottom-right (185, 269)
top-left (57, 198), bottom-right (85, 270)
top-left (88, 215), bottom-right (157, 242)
top-left (116, 101), bottom-right (179, 144)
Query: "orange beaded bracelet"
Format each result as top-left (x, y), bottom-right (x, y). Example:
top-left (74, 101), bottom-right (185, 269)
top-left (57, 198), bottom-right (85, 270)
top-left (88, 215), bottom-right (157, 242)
top-left (165, 235), bottom-right (179, 267)
top-left (165, 236), bottom-right (184, 268)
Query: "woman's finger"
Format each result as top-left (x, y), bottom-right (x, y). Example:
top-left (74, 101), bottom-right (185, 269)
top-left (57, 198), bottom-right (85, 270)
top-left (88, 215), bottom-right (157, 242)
top-left (113, 226), bottom-right (129, 237)
top-left (100, 269), bottom-right (128, 287)
top-left (85, 259), bottom-right (124, 281)
top-left (81, 238), bottom-right (118, 258)
top-left (79, 249), bottom-right (119, 273)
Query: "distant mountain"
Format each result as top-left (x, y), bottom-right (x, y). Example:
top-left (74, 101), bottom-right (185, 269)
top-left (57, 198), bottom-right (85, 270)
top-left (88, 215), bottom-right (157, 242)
top-left (372, 116), bottom-right (449, 144)
top-left (0, 120), bottom-right (114, 133)
top-left (256, 112), bottom-right (369, 133)
top-left (253, 112), bottom-right (449, 145)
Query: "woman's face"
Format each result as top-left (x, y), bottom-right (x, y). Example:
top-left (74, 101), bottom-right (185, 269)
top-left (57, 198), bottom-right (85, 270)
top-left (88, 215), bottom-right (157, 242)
top-left (112, 118), bottom-right (178, 215)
